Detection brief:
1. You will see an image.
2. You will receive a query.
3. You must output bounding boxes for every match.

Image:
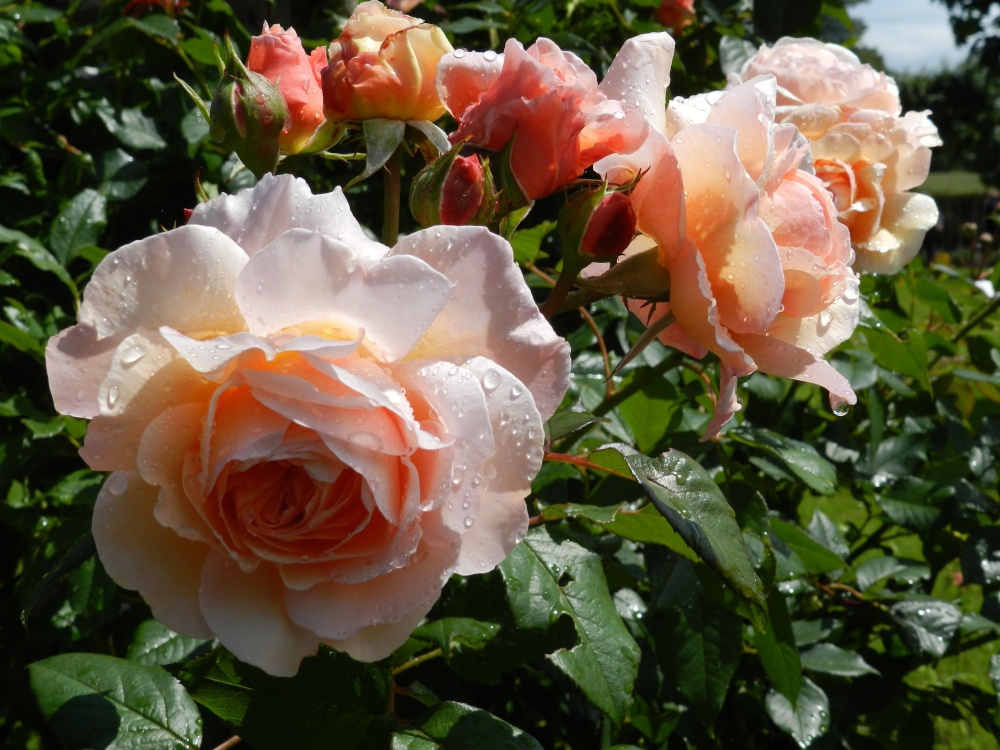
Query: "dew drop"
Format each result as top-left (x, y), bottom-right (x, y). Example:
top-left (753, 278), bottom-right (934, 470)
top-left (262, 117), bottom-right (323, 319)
top-left (463, 515), bottom-right (475, 528)
top-left (107, 385), bottom-right (120, 408)
top-left (106, 473), bottom-right (128, 496)
top-left (120, 345), bottom-right (145, 366)
top-left (453, 48), bottom-right (466, 58)
top-left (832, 400), bottom-right (850, 417)
top-left (510, 384), bottom-right (523, 399)
top-left (483, 49), bottom-right (497, 61)
top-left (481, 368), bottom-right (501, 392)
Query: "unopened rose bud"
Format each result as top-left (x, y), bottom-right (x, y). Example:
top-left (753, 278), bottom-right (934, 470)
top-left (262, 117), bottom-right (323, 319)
top-left (410, 143), bottom-right (494, 227)
top-left (210, 35), bottom-right (289, 177)
top-left (959, 221), bottom-right (978, 240)
top-left (559, 185), bottom-right (636, 268)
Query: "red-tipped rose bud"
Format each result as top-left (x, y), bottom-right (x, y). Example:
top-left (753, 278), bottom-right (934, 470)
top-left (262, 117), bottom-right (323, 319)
top-left (210, 35), bottom-right (289, 178)
top-left (559, 185), bottom-right (636, 269)
top-left (410, 143), bottom-right (495, 227)
top-left (581, 192), bottom-right (637, 259)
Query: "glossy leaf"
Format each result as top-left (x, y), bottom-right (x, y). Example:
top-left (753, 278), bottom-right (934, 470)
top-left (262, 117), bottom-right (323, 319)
top-left (799, 643), bottom-right (880, 677)
top-left (416, 701), bottom-right (543, 749)
top-left (126, 620), bottom-right (211, 667)
top-left (890, 600), bottom-right (962, 658)
top-left (29, 653), bottom-right (201, 750)
top-left (765, 677), bottom-right (830, 748)
top-left (499, 527), bottom-right (640, 723)
top-left (731, 428), bottom-right (838, 495)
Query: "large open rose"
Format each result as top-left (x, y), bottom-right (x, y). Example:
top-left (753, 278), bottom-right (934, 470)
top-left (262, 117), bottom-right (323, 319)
top-left (597, 34), bottom-right (858, 436)
top-left (46, 174), bottom-right (570, 676)
top-left (435, 36), bottom-right (651, 200)
top-left (733, 37), bottom-right (941, 274)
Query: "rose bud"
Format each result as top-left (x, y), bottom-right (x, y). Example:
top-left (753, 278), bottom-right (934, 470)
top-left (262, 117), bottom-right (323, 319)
top-left (210, 35), bottom-right (289, 178)
top-left (655, 0), bottom-right (696, 33)
top-left (410, 143), bottom-right (495, 227)
top-left (247, 25), bottom-right (343, 155)
top-left (559, 185), bottom-right (636, 267)
top-left (322, 0), bottom-right (453, 122)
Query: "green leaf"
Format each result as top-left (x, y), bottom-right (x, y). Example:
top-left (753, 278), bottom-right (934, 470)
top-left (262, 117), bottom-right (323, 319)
top-left (754, 588), bottom-right (802, 703)
top-left (877, 477), bottom-right (948, 530)
top-left (50, 189), bottom-right (107, 263)
top-left (859, 433), bottom-right (927, 484)
top-left (499, 527), bottom-right (640, 723)
top-left (855, 556), bottom-right (930, 592)
top-left (890, 600), bottom-right (962, 658)
top-left (573, 245), bottom-right (671, 300)
top-left (127, 620), bottom-right (211, 667)
top-left (0, 319), bottom-right (43, 357)
top-left (509, 220), bottom-right (554, 265)
top-left (29, 653), bottom-right (201, 750)
top-left (180, 647), bottom-right (393, 750)
top-left (765, 676), bottom-right (829, 748)
top-left (862, 327), bottom-right (931, 393)
top-left (350, 119), bottom-right (406, 187)
top-left (97, 148), bottom-right (148, 201)
top-left (621, 449), bottom-right (765, 611)
top-left (127, 14), bottom-right (181, 42)
top-left (618, 377), bottom-right (682, 454)
top-left (648, 557), bottom-right (742, 725)
top-left (0, 223), bottom-right (75, 292)
top-left (416, 701), bottom-right (543, 749)
top-left (393, 730), bottom-right (442, 750)
top-left (731, 428), bottom-right (838, 495)
top-left (545, 409), bottom-right (605, 442)
top-left (411, 618), bottom-right (501, 663)
top-left (769, 518), bottom-right (847, 576)
top-left (97, 107), bottom-right (168, 151)
top-left (799, 643), bottom-right (880, 677)
top-left (960, 528), bottom-right (1000, 586)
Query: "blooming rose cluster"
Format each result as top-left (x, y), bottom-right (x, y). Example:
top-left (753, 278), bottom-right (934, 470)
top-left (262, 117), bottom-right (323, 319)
top-left (595, 34), bottom-right (859, 435)
top-left (49, 2), bottom-right (945, 676)
top-left (733, 38), bottom-right (942, 274)
top-left (46, 175), bottom-right (569, 675)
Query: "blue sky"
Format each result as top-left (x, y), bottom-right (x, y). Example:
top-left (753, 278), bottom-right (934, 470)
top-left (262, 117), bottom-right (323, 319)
top-left (851, 0), bottom-right (970, 72)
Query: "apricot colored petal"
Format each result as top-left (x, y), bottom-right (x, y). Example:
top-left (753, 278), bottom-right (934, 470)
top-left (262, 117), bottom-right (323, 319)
top-left (737, 332), bottom-right (857, 410)
top-left (394, 226), bottom-right (570, 420)
top-left (765, 293), bottom-right (860, 358)
top-left (188, 174), bottom-right (387, 262)
top-left (854, 192), bottom-right (939, 274)
top-left (599, 32), bottom-right (675, 135)
top-left (667, 238), bottom-right (755, 376)
top-left (200, 554), bottom-right (321, 677)
top-left (673, 125), bottom-right (784, 334)
top-left (237, 229), bottom-right (453, 362)
top-left (325, 605), bottom-right (434, 662)
top-left (704, 77), bottom-right (776, 185)
top-left (454, 486), bottom-right (528, 575)
top-left (702, 365), bottom-right (742, 440)
top-left (92, 472), bottom-right (212, 638)
top-left (285, 535), bottom-right (456, 641)
top-left (46, 225), bottom-right (247, 418)
top-left (80, 331), bottom-right (217, 472)
top-left (435, 48), bottom-right (505, 120)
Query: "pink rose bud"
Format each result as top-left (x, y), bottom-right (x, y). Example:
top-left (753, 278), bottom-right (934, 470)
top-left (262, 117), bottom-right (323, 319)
top-left (558, 185), bottom-right (636, 269)
top-left (322, 0), bottom-right (453, 122)
top-left (410, 143), bottom-right (494, 227)
top-left (655, 0), bottom-right (696, 32)
top-left (210, 35), bottom-right (289, 178)
top-left (581, 192), bottom-right (637, 260)
top-left (247, 25), bottom-right (343, 155)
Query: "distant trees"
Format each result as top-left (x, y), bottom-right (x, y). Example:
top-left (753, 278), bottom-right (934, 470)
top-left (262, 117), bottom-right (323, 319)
top-left (933, 0), bottom-right (1000, 69)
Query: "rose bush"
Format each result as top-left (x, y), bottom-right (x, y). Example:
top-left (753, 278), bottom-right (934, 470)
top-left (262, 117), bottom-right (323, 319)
top-left (597, 35), bottom-right (858, 435)
top-left (45, 174), bottom-right (570, 676)
top-left (247, 24), bottom-right (340, 154)
top-left (435, 37), bottom-right (650, 200)
top-left (322, 0), bottom-right (453, 122)
top-left (733, 37), bottom-right (942, 274)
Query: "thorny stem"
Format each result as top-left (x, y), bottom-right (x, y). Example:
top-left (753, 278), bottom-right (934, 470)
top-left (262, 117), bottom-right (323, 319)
top-left (592, 353), bottom-right (678, 416)
top-left (382, 145), bottom-right (403, 247)
top-left (579, 306), bottom-right (614, 395)
top-left (211, 736), bottom-right (242, 750)
top-left (392, 647), bottom-right (443, 676)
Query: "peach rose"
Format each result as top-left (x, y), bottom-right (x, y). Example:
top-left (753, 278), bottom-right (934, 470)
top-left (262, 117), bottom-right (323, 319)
top-left (655, 0), bottom-right (696, 33)
top-left (46, 174), bottom-right (569, 676)
top-left (597, 34), bottom-right (858, 435)
top-left (435, 37), bottom-right (649, 200)
top-left (247, 24), bottom-right (340, 154)
top-left (734, 38), bottom-right (941, 274)
top-left (322, 0), bottom-right (453, 122)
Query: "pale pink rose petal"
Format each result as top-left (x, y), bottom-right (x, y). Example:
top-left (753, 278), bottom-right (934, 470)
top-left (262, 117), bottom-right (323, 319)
top-left (188, 174), bottom-right (387, 262)
top-left (434, 49), bottom-right (505, 121)
top-left (236, 229), bottom-right (454, 362)
top-left (284, 533), bottom-right (458, 641)
top-left (46, 225), bottom-right (248, 418)
top-left (598, 32), bottom-right (675, 135)
top-left (200, 553), bottom-right (321, 677)
top-left (325, 604), bottom-right (434, 662)
top-left (737, 332), bottom-right (857, 411)
top-left (80, 332), bottom-right (216, 472)
top-left (672, 124), bottom-right (785, 335)
top-left (92, 473), bottom-right (212, 638)
top-left (855, 191), bottom-right (939, 274)
top-left (393, 226), bottom-right (570, 421)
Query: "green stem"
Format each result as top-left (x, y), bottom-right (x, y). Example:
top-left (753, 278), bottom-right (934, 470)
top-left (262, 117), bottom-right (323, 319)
top-left (929, 291), bottom-right (1000, 368)
top-left (392, 647), bottom-right (443, 676)
top-left (382, 145), bottom-right (402, 247)
top-left (539, 262), bottom-right (584, 319)
top-left (592, 353), bottom-right (678, 416)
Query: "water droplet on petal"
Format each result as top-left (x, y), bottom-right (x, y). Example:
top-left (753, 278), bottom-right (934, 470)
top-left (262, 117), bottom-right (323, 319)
top-left (483, 49), bottom-right (497, 61)
top-left (120, 345), bottom-right (145, 366)
top-left (832, 400), bottom-right (850, 417)
top-left (107, 385), bottom-right (120, 408)
top-left (481, 368), bottom-right (501, 392)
